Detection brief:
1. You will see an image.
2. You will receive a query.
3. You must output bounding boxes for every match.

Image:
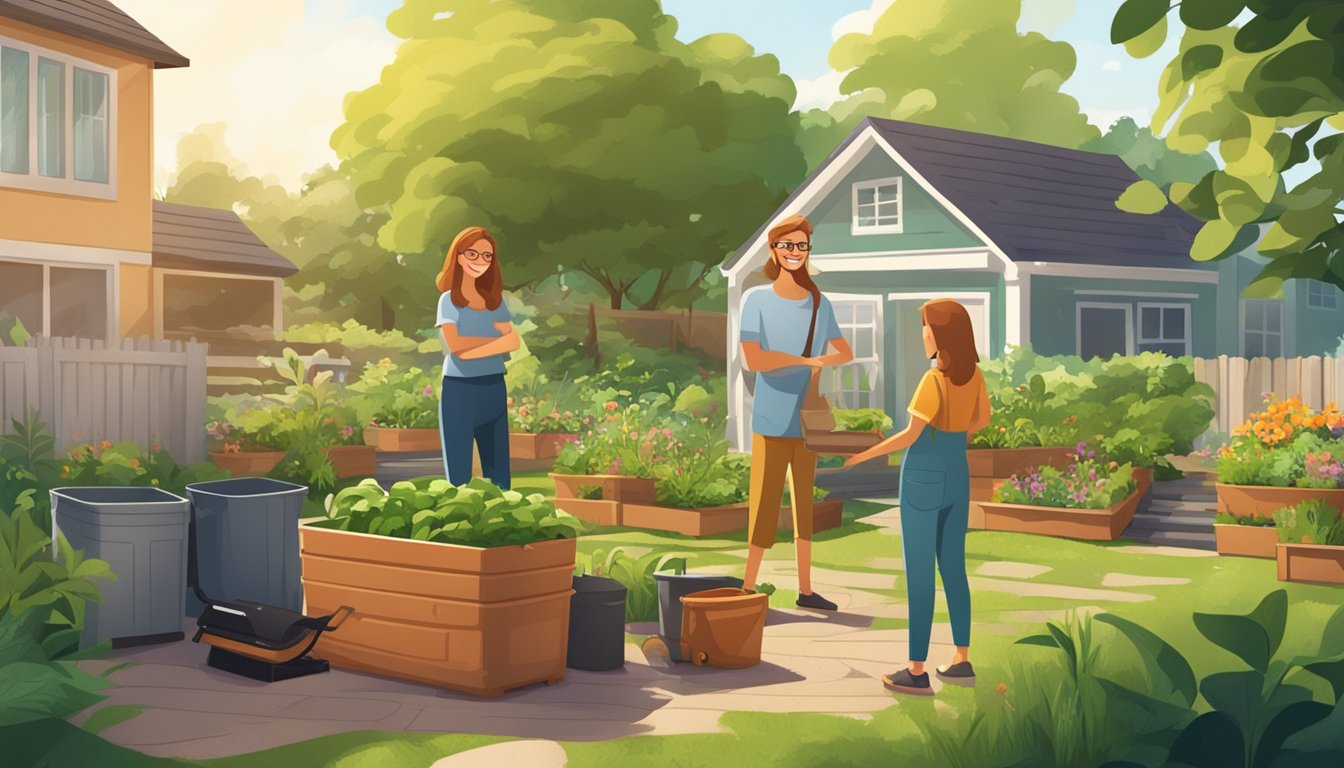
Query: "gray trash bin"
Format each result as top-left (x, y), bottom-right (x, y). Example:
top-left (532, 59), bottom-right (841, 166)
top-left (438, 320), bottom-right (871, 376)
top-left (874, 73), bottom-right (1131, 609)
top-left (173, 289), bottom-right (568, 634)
top-left (185, 477), bottom-right (307, 617)
top-left (652, 572), bottom-right (744, 661)
top-left (50, 486), bottom-right (191, 648)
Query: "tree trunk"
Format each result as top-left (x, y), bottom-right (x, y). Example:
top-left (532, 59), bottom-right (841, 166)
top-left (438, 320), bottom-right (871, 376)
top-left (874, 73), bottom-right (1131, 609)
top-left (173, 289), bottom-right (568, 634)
top-left (586, 302), bottom-right (600, 369)
top-left (380, 296), bottom-right (395, 330)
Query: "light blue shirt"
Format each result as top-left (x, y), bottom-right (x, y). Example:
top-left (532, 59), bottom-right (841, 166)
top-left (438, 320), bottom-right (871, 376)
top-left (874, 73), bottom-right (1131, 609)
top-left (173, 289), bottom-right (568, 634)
top-left (437, 291), bottom-right (512, 378)
top-left (739, 285), bottom-right (842, 438)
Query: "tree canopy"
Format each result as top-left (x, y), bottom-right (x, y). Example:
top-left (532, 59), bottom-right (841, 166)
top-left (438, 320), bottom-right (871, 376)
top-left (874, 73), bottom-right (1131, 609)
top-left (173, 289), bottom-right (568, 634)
top-left (1084, 117), bottom-right (1218, 191)
top-left (1113, 0), bottom-right (1344, 294)
top-left (331, 0), bottom-right (806, 310)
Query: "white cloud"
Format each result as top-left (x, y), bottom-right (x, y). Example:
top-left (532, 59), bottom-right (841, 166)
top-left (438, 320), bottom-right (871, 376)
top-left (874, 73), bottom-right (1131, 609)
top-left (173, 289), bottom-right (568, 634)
top-left (832, 0), bottom-right (897, 41)
top-left (1019, 0), bottom-right (1076, 35)
top-left (114, 0), bottom-right (397, 191)
top-left (793, 69), bottom-right (850, 112)
top-left (1102, 59), bottom-right (1124, 71)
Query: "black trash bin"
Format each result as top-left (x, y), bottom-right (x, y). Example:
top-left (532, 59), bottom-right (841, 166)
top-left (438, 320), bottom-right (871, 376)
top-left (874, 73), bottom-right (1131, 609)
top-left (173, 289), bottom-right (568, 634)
top-left (652, 572), bottom-right (743, 661)
top-left (185, 477), bottom-right (308, 617)
top-left (567, 574), bottom-right (627, 671)
top-left (50, 486), bottom-right (191, 648)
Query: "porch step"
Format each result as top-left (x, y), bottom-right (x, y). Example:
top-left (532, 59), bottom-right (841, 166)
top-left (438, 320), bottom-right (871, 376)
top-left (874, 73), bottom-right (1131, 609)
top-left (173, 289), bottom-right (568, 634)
top-left (1121, 528), bottom-right (1217, 550)
top-left (1145, 499), bottom-right (1218, 515)
top-left (1127, 512), bottom-right (1216, 535)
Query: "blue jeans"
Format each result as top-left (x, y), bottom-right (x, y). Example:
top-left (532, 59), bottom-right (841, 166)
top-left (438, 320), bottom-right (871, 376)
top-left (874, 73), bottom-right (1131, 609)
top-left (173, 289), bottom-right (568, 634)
top-left (899, 427), bottom-right (971, 662)
top-left (439, 374), bottom-right (510, 489)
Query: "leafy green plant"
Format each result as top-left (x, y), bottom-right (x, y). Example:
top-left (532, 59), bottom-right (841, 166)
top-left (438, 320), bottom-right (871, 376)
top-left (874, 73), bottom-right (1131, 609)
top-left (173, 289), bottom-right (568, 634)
top-left (317, 477), bottom-right (584, 548)
top-left (1274, 500), bottom-right (1344, 546)
top-left (0, 611), bottom-right (110, 727)
top-left (576, 484), bottom-right (604, 500)
top-left (512, 394), bottom-right (589, 435)
top-left (345, 358), bottom-right (440, 430)
top-left (1214, 512), bottom-right (1275, 527)
top-left (576, 547), bottom-right (689, 622)
top-left (993, 443), bottom-right (1136, 508)
top-left (832, 409), bottom-right (892, 433)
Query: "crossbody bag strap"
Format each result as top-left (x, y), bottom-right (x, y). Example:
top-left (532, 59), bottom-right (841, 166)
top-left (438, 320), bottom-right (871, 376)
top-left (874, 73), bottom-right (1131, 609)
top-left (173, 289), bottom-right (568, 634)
top-left (930, 369), bottom-right (945, 435)
top-left (802, 290), bottom-right (820, 358)
top-left (802, 291), bottom-right (826, 410)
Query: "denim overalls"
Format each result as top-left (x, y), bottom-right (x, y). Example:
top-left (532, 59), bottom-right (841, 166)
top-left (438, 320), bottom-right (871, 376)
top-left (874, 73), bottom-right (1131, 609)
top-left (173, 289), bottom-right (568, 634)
top-left (898, 387), bottom-right (972, 663)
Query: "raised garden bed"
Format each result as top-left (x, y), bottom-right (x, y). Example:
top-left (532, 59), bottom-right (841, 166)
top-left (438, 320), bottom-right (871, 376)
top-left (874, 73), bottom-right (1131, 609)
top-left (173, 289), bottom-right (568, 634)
top-left (326, 445), bottom-right (377, 479)
top-left (551, 474), bottom-right (656, 504)
top-left (968, 446), bottom-right (1075, 530)
top-left (979, 488), bottom-right (1142, 541)
top-left (509, 432), bottom-right (576, 461)
top-left (619, 499), bottom-right (843, 538)
top-left (363, 426), bottom-right (441, 453)
top-left (1276, 543), bottom-right (1344, 585)
top-left (553, 497), bottom-right (621, 527)
top-left (1214, 523), bottom-right (1279, 559)
top-left (1215, 485), bottom-right (1344, 520)
top-left (208, 450), bottom-right (284, 477)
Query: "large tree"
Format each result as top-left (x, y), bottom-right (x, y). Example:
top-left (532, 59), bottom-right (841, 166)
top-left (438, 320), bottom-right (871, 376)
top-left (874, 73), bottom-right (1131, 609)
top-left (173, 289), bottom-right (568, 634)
top-left (1084, 116), bottom-right (1219, 189)
top-left (798, 0), bottom-right (1100, 167)
top-left (1113, 0), bottom-right (1344, 293)
top-left (331, 0), bottom-right (805, 310)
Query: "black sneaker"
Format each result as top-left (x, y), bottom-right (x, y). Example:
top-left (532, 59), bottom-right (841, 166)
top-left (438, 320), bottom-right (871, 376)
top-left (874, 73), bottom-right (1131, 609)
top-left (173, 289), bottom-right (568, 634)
top-left (882, 669), bottom-right (932, 694)
top-left (795, 591), bottom-right (838, 611)
top-left (936, 661), bottom-right (975, 679)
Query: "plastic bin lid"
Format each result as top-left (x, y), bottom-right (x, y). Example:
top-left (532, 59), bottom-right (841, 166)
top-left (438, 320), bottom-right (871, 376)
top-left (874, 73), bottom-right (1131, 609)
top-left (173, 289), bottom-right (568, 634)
top-left (186, 477), bottom-right (308, 497)
top-left (50, 486), bottom-right (188, 505)
top-left (652, 572), bottom-right (745, 585)
top-left (573, 574), bottom-right (627, 595)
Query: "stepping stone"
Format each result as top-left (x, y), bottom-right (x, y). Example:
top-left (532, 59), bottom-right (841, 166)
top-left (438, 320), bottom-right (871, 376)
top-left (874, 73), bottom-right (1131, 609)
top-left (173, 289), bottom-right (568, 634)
top-left (974, 561), bottom-right (1052, 579)
top-left (431, 740), bottom-right (567, 768)
top-left (1101, 573), bottom-right (1190, 588)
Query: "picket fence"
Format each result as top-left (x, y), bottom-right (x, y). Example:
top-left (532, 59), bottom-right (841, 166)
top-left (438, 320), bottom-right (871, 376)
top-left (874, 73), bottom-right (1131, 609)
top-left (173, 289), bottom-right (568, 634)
top-left (1194, 355), bottom-right (1344, 437)
top-left (0, 336), bottom-right (208, 463)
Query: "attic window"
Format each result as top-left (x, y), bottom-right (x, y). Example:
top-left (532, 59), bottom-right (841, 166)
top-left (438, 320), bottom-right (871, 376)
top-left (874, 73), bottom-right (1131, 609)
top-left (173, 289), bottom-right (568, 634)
top-left (852, 177), bottom-right (903, 235)
top-left (1307, 280), bottom-right (1338, 311)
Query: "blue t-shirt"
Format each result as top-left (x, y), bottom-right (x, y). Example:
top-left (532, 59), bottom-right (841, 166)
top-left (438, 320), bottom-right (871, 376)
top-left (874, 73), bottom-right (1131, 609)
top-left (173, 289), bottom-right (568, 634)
top-left (739, 285), bottom-right (843, 438)
top-left (437, 291), bottom-right (512, 378)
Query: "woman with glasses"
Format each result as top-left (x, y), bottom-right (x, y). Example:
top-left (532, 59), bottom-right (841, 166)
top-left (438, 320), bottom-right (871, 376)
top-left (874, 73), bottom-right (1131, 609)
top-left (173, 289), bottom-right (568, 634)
top-left (435, 226), bottom-right (518, 488)
top-left (739, 214), bottom-right (854, 610)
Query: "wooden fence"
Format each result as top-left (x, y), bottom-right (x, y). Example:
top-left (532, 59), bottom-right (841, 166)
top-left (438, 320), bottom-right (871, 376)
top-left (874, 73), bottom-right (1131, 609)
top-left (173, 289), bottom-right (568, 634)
top-left (1194, 355), bottom-right (1344, 437)
top-left (0, 336), bottom-right (208, 463)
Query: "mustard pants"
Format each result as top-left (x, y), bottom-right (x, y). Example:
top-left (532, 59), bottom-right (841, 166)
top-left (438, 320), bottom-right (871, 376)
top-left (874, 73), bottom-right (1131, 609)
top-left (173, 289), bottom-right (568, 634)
top-left (747, 434), bottom-right (817, 549)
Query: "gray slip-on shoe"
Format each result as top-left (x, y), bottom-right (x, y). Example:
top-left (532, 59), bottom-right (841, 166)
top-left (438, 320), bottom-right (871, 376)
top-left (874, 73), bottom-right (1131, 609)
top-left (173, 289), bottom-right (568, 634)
top-left (936, 661), bottom-right (976, 679)
top-left (882, 669), bottom-right (933, 695)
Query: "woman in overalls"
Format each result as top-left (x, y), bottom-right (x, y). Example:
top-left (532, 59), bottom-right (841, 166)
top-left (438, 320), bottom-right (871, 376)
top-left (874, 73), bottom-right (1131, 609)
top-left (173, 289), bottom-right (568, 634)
top-left (844, 298), bottom-right (990, 694)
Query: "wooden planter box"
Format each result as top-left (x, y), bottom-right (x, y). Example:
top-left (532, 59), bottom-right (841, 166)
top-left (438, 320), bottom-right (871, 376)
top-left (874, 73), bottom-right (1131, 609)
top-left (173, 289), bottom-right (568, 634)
top-left (326, 445), bottom-right (377, 479)
top-left (364, 427), bottom-right (441, 453)
top-left (509, 432), bottom-right (576, 461)
top-left (968, 447), bottom-right (1075, 530)
top-left (1215, 484), bottom-right (1344, 521)
top-left (552, 497), bottom-right (621, 527)
top-left (978, 489), bottom-right (1142, 541)
top-left (620, 498), bottom-right (843, 538)
top-left (300, 524), bottom-right (577, 697)
top-left (550, 474), bottom-right (656, 504)
top-left (1214, 524), bottom-right (1279, 559)
top-left (209, 450), bottom-right (284, 477)
top-left (1277, 543), bottom-right (1344, 585)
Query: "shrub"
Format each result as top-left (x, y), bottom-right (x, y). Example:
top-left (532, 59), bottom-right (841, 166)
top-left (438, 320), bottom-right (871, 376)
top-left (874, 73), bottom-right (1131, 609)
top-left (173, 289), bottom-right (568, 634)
top-left (344, 358), bottom-right (439, 430)
top-left (993, 442), bottom-right (1135, 508)
top-left (511, 395), bottom-right (590, 435)
top-left (1274, 500), bottom-right (1344, 545)
top-left (1217, 397), bottom-right (1344, 487)
top-left (1213, 511), bottom-right (1275, 527)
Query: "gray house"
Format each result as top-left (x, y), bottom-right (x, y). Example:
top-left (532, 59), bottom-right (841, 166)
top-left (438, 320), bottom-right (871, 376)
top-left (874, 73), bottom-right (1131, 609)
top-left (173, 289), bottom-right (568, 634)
top-left (721, 117), bottom-right (1344, 449)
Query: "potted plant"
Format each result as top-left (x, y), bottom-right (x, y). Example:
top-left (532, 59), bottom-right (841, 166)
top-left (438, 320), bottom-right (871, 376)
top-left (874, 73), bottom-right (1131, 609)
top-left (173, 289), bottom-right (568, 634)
top-left (1274, 499), bottom-right (1344, 585)
top-left (205, 410), bottom-right (288, 476)
top-left (978, 442), bottom-right (1140, 540)
top-left (326, 406), bottom-right (377, 479)
top-left (301, 477), bottom-right (585, 697)
top-left (1215, 397), bottom-right (1344, 519)
top-left (347, 360), bottom-right (442, 452)
top-left (1213, 511), bottom-right (1278, 558)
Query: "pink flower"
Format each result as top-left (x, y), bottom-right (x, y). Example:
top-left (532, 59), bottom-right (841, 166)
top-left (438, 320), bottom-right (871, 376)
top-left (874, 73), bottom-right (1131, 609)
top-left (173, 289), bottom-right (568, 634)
top-left (663, 428), bottom-right (674, 438)
top-left (341, 425), bottom-right (354, 438)
top-left (422, 384), bottom-right (434, 397)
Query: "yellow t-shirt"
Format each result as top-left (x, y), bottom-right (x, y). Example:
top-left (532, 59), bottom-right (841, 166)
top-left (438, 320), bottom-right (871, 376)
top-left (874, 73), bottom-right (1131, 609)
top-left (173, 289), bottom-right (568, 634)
top-left (907, 368), bottom-right (985, 432)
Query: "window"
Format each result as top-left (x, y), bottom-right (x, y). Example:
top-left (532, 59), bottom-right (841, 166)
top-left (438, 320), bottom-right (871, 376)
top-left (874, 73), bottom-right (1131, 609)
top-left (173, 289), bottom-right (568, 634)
top-left (161, 274), bottom-right (277, 338)
top-left (0, 259), bottom-right (110, 340)
top-left (1076, 303), bottom-right (1132, 360)
top-left (1136, 303), bottom-right (1190, 357)
top-left (1241, 299), bottom-right (1283, 358)
top-left (0, 36), bottom-right (115, 197)
top-left (823, 298), bottom-right (882, 409)
top-left (851, 177), bottom-right (903, 234)
top-left (0, 260), bottom-right (42, 336)
top-left (1307, 280), bottom-right (1339, 310)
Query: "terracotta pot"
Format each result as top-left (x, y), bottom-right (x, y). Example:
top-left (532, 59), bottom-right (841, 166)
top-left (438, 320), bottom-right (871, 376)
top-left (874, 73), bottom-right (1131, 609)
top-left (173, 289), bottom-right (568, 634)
top-left (1214, 524), bottom-right (1279, 559)
top-left (364, 427), bottom-right (441, 453)
top-left (209, 450), bottom-right (284, 477)
top-left (1215, 484), bottom-right (1344, 520)
top-left (1276, 543), bottom-right (1344, 585)
top-left (550, 474), bottom-right (656, 504)
top-left (509, 432), bottom-right (577, 461)
top-left (552, 497), bottom-right (621, 527)
top-left (967, 447), bottom-right (1075, 479)
top-left (978, 489), bottom-right (1142, 541)
top-left (326, 445), bottom-right (377, 479)
top-left (300, 523), bottom-right (576, 697)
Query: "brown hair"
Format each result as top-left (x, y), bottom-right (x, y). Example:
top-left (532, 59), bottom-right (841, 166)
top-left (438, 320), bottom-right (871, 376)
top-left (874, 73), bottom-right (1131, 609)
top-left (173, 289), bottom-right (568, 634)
top-left (435, 226), bottom-right (502, 310)
top-left (763, 213), bottom-right (821, 305)
top-left (920, 299), bottom-right (980, 386)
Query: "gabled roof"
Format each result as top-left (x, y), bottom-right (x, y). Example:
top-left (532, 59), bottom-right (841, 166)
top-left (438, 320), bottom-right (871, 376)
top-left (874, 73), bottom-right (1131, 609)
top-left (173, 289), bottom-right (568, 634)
top-left (0, 0), bottom-right (188, 68)
top-left (152, 201), bottom-right (296, 278)
top-left (725, 117), bottom-right (1205, 273)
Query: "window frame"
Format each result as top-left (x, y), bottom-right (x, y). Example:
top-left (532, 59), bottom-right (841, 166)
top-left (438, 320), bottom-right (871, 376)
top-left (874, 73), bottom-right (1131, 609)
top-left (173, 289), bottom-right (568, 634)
top-left (823, 293), bottom-right (884, 411)
top-left (1306, 280), bottom-right (1339, 311)
top-left (0, 34), bottom-right (117, 200)
top-left (0, 256), bottom-right (114, 341)
top-left (155, 268), bottom-right (283, 340)
top-left (1239, 298), bottom-right (1284, 359)
top-left (1075, 301), bottom-right (1134, 359)
top-left (850, 176), bottom-right (904, 236)
top-left (1135, 302), bottom-right (1191, 357)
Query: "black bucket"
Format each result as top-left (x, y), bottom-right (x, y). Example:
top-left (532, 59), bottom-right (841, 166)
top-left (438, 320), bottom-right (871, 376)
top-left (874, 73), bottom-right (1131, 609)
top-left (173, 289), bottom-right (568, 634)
top-left (567, 574), bottom-right (627, 671)
top-left (652, 572), bottom-right (744, 661)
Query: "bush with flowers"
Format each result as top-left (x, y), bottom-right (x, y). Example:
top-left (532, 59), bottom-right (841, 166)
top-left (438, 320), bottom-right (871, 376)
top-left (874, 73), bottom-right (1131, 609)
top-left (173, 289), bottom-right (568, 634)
top-left (345, 358), bottom-right (439, 430)
top-left (992, 442), bottom-right (1136, 509)
top-left (1216, 396), bottom-right (1344, 488)
top-left (511, 395), bottom-right (589, 435)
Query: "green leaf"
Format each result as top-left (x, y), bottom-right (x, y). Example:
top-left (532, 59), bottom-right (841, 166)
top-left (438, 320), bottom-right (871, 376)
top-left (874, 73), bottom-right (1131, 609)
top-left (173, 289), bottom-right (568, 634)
top-left (1194, 612), bottom-right (1273, 672)
top-left (1124, 13), bottom-right (1169, 58)
top-left (1167, 711), bottom-right (1246, 768)
top-left (1303, 659), bottom-right (1344, 702)
top-left (1179, 0), bottom-right (1246, 30)
top-left (1096, 613), bottom-right (1198, 705)
top-left (1248, 589), bottom-right (1288, 661)
top-left (1191, 219), bottom-right (1242, 261)
top-left (1200, 670), bottom-right (1263, 736)
top-left (1181, 44), bottom-right (1224, 80)
top-left (1112, 0), bottom-right (1172, 44)
top-left (1116, 179), bottom-right (1169, 214)
top-left (1014, 633), bottom-right (1061, 649)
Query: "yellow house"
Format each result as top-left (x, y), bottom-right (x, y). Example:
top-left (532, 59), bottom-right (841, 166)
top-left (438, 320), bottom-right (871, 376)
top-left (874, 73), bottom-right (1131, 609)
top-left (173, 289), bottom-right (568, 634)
top-left (0, 0), bottom-right (293, 343)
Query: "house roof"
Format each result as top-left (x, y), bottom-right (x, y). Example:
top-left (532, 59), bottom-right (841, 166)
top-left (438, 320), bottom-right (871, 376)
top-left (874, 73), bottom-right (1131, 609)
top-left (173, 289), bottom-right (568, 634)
top-left (724, 117), bottom-right (1206, 273)
top-left (152, 201), bottom-right (297, 278)
top-left (0, 0), bottom-right (188, 68)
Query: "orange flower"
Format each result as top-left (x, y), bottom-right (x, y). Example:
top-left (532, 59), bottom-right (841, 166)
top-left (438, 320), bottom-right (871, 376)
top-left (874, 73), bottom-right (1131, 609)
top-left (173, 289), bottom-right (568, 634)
top-left (996, 683), bottom-right (1008, 694)
top-left (129, 459), bottom-right (140, 468)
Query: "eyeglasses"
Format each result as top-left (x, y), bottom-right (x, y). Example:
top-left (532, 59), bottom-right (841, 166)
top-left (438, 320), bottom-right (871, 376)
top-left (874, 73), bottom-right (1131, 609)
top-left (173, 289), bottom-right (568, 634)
top-left (462, 249), bottom-right (495, 262)
top-left (770, 242), bottom-right (812, 252)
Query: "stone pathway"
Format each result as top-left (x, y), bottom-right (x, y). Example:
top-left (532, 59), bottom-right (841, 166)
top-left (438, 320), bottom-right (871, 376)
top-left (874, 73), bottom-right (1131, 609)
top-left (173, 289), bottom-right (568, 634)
top-left (71, 498), bottom-right (1175, 761)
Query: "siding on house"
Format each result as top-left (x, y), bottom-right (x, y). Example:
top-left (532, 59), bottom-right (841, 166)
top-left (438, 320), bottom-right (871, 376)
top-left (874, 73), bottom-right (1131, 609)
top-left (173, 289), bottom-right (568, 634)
top-left (1296, 284), bottom-right (1344, 356)
top-left (1029, 274), bottom-right (1221, 358)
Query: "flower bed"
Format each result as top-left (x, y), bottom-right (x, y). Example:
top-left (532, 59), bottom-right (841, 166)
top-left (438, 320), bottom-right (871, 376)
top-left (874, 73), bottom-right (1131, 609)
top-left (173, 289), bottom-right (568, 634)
top-left (1215, 397), bottom-right (1344, 519)
top-left (301, 477), bottom-right (583, 696)
top-left (981, 444), bottom-right (1139, 540)
top-left (1213, 512), bottom-right (1278, 559)
top-left (1273, 499), bottom-right (1344, 585)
